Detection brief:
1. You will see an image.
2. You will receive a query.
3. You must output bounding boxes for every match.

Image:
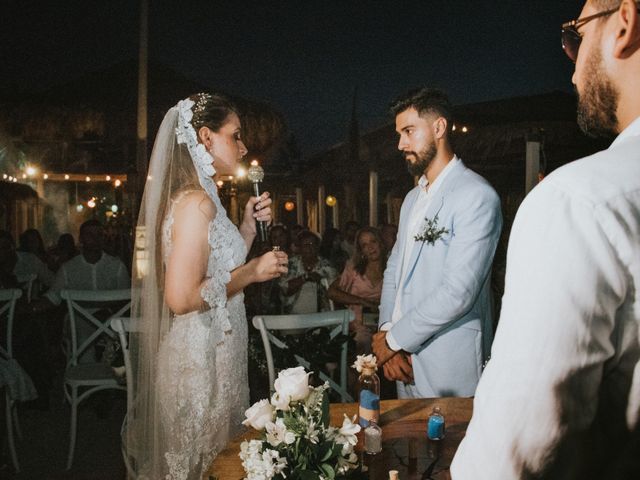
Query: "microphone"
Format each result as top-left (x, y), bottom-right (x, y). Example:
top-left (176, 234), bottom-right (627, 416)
top-left (247, 164), bottom-right (268, 242)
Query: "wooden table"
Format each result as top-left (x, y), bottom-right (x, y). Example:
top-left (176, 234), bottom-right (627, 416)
top-left (207, 397), bottom-right (473, 479)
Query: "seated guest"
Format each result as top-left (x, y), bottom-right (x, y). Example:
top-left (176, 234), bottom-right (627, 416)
top-left (319, 227), bottom-right (350, 273)
top-left (340, 220), bottom-right (360, 258)
top-left (379, 223), bottom-right (398, 256)
top-left (269, 224), bottom-right (291, 254)
top-left (18, 228), bottom-right (49, 264)
top-left (279, 231), bottom-right (336, 314)
top-left (328, 227), bottom-right (386, 354)
top-left (27, 220), bottom-right (130, 371)
top-left (48, 233), bottom-right (79, 272)
top-left (0, 230), bottom-right (54, 294)
top-left (32, 220), bottom-right (130, 311)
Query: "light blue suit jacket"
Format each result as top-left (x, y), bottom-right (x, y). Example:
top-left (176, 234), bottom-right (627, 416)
top-left (379, 160), bottom-right (502, 397)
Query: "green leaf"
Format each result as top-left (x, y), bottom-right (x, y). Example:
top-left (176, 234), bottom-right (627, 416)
top-left (321, 391), bottom-right (330, 428)
top-left (319, 443), bottom-right (333, 462)
top-left (320, 463), bottom-right (336, 479)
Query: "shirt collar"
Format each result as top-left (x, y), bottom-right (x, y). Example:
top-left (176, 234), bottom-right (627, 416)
top-left (610, 116), bottom-right (640, 149)
top-left (419, 155), bottom-right (460, 192)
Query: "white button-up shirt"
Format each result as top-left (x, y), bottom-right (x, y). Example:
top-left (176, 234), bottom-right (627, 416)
top-left (45, 252), bottom-right (130, 306)
top-left (451, 117), bottom-right (640, 479)
top-left (383, 155), bottom-right (460, 350)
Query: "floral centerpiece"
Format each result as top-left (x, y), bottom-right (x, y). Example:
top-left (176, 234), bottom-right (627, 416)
top-left (240, 366), bottom-right (362, 479)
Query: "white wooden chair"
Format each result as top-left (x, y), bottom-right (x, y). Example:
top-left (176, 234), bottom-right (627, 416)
top-left (15, 273), bottom-right (36, 304)
top-left (252, 309), bottom-right (355, 403)
top-left (0, 289), bottom-right (24, 472)
top-left (110, 317), bottom-right (140, 478)
top-left (60, 289), bottom-right (131, 469)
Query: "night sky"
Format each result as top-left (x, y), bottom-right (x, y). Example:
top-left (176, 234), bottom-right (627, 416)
top-left (2, 1), bottom-right (583, 155)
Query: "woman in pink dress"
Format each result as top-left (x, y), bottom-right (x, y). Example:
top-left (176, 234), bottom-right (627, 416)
top-left (328, 227), bottom-right (387, 354)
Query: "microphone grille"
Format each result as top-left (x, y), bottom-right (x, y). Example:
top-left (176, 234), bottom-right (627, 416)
top-left (247, 164), bottom-right (265, 182)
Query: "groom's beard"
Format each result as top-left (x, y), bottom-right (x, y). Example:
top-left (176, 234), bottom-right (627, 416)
top-left (405, 142), bottom-right (437, 177)
top-left (576, 46), bottom-right (619, 139)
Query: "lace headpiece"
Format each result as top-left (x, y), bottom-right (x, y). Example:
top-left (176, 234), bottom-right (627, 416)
top-left (175, 96), bottom-right (218, 201)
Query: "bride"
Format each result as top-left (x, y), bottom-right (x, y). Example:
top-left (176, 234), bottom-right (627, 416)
top-left (126, 93), bottom-right (288, 479)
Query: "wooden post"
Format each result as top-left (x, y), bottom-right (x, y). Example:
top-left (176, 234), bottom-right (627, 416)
top-left (296, 187), bottom-right (304, 226)
top-left (369, 170), bottom-right (378, 227)
top-left (317, 185), bottom-right (325, 236)
top-left (135, 0), bottom-right (149, 217)
top-left (332, 200), bottom-right (339, 229)
top-left (525, 141), bottom-right (540, 195)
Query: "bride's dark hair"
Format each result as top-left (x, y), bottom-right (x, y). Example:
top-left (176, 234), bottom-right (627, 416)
top-left (189, 92), bottom-right (239, 133)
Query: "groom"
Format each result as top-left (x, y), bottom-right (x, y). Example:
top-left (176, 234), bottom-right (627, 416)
top-left (372, 87), bottom-right (502, 398)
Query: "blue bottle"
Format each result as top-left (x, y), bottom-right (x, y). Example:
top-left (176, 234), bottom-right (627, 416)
top-left (427, 406), bottom-right (445, 440)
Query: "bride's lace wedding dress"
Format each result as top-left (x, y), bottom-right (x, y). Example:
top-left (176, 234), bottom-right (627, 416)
top-left (156, 191), bottom-right (249, 480)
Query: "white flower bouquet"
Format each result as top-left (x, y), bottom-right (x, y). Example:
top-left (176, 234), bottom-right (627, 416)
top-left (240, 366), bottom-right (363, 480)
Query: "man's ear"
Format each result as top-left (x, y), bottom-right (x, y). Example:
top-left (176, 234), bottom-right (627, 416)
top-left (613, 0), bottom-right (640, 59)
top-left (433, 117), bottom-right (448, 140)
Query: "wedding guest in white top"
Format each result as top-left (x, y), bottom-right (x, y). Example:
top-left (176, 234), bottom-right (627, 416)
top-left (29, 220), bottom-right (130, 313)
top-left (0, 230), bottom-right (54, 290)
top-left (44, 220), bottom-right (130, 306)
top-left (452, 1), bottom-right (640, 479)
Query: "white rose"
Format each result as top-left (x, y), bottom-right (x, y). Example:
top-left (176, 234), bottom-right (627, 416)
top-left (273, 366), bottom-right (311, 402)
top-left (242, 399), bottom-right (274, 431)
top-left (270, 391), bottom-right (290, 412)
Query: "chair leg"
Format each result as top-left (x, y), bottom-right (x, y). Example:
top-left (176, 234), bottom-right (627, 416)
top-left (66, 386), bottom-right (78, 470)
top-left (5, 393), bottom-right (20, 473)
top-left (12, 403), bottom-right (22, 440)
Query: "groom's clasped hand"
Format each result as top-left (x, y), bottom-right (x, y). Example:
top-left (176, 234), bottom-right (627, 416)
top-left (372, 331), bottom-right (414, 384)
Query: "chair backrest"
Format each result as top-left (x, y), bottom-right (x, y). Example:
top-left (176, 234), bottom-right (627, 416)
top-left (15, 273), bottom-right (36, 304)
top-left (110, 317), bottom-right (141, 414)
top-left (252, 309), bottom-right (355, 402)
top-left (320, 278), bottom-right (335, 311)
top-left (61, 289), bottom-right (131, 366)
top-left (0, 289), bottom-right (22, 360)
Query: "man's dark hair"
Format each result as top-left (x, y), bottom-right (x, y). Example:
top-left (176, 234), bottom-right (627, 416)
top-left (390, 87), bottom-right (454, 133)
top-left (79, 219), bottom-right (103, 235)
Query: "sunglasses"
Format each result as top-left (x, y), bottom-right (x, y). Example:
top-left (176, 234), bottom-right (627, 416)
top-left (561, 3), bottom-right (640, 62)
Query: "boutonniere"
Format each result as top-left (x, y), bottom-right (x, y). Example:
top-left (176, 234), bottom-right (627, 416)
top-left (414, 214), bottom-right (449, 245)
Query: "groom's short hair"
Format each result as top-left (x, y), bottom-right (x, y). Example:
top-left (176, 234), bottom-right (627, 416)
top-left (390, 87), bottom-right (453, 133)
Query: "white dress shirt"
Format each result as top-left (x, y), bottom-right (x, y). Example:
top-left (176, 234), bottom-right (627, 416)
top-left (45, 251), bottom-right (130, 306)
top-left (383, 155), bottom-right (460, 351)
top-left (451, 117), bottom-right (640, 479)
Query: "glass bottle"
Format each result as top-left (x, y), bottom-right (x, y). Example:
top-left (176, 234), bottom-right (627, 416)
top-left (364, 421), bottom-right (382, 455)
top-left (427, 406), bottom-right (445, 440)
top-left (357, 366), bottom-right (380, 428)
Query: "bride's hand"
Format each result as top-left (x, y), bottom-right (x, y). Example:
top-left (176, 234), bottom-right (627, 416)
top-left (241, 192), bottom-right (272, 236)
top-left (251, 249), bottom-right (288, 282)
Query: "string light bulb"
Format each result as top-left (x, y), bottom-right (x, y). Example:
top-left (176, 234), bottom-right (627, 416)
top-left (87, 198), bottom-right (96, 208)
top-left (106, 175), bottom-right (111, 181)
top-left (43, 173), bottom-right (49, 179)
top-left (114, 179), bottom-right (122, 187)
top-left (85, 176), bottom-right (91, 182)
top-left (26, 166), bottom-right (36, 176)
top-left (64, 174), bottom-right (70, 180)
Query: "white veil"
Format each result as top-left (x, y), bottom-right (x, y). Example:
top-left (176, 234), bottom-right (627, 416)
top-left (126, 96), bottom-right (221, 479)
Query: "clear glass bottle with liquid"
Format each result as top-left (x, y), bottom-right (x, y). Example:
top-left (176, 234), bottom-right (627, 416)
top-left (364, 420), bottom-right (382, 455)
top-left (357, 366), bottom-right (380, 428)
top-left (427, 406), bottom-right (445, 440)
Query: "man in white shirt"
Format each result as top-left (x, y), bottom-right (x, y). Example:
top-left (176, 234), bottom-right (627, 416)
top-left (372, 87), bottom-right (502, 398)
top-left (452, 1), bottom-right (640, 478)
top-left (34, 220), bottom-right (130, 308)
